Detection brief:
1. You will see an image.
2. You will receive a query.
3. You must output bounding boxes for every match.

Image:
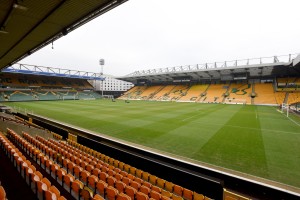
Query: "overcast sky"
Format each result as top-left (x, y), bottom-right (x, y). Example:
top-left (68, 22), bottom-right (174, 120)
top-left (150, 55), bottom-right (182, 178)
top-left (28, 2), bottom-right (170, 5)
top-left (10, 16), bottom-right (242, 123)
top-left (20, 0), bottom-right (300, 77)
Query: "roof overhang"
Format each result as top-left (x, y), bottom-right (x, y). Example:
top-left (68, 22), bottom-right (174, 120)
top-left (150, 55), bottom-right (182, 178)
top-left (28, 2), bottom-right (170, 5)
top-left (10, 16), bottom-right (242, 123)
top-left (117, 54), bottom-right (300, 84)
top-left (0, 0), bottom-right (128, 70)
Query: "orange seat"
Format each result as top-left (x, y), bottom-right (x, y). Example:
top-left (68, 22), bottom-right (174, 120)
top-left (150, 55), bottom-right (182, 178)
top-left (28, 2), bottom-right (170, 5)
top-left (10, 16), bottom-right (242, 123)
top-left (140, 185), bottom-right (151, 196)
top-left (93, 194), bottom-right (105, 200)
top-left (45, 190), bottom-right (57, 200)
top-left (156, 178), bottom-right (165, 189)
top-left (57, 168), bottom-right (67, 185)
top-left (99, 172), bottom-right (108, 182)
top-left (150, 190), bottom-right (161, 200)
top-left (49, 185), bottom-right (60, 199)
top-left (165, 182), bottom-right (174, 193)
top-left (115, 173), bottom-right (123, 181)
top-left (142, 172), bottom-right (149, 182)
top-left (71, 179), bottom-right (84, 200)
top-left (51, 163), bottom-right (60, 179)
top-left (96, 180), bottom-right (107, 197)
top-left (136, 191), bottom-right (149, 200)
top-left (115, 180), bottom-right (126, 193)
top-left (74, 165), bottom-right (83, 180)
top-left (108, 169), bottom-right (116, 177)
top-left (80, 170), bottom-right (91, 185)
top-left (161, 190), bottom-right (172, 199)
top-left (67, 162), bottom-right (76, 174)
top-left (142, 182), bottom-right (152, 189)
top-left (107, 176), bottom-right (117, 187)
top-left (183, 188), bottom-right (193, 200)
top-left (116, 192), bottom-right (131, 200)
top-left (125, 185), bottom-right (137, 200)
top-left (149, 175), bottom-right (157, 186)
top-left (173, 185), bottom-right (183, 197)
top-left (80, 186), bottom-right (94, 200)
top-left (134, 177), bottom-right (144, 185)
top-left (88, 175), bottom-right (99, 193)
top-left (63, 173), bottom-right (75, 192)
top-left (193, 192), bottom-right (204, 200)
top-left (151, 186), bottom-right (161, 194)
top-left (130, 181), bottom-right (141, 190)
top-left (106, 186), bottom-right (119, 200)
top-left (122, 177), bottom-right (131, 186)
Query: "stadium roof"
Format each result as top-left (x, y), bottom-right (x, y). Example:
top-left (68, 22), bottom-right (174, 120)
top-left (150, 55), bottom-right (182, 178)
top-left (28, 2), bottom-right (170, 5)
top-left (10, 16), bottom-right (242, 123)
top-left (0, 0), bottom-right (128, 71)
top-left (118, 54), bottom-right (300, 84)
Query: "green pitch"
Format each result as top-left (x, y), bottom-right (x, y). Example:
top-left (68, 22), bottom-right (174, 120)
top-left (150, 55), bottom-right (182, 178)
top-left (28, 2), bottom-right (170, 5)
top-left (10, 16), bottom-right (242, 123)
top-left (4, 100), bottom-right (300, 188)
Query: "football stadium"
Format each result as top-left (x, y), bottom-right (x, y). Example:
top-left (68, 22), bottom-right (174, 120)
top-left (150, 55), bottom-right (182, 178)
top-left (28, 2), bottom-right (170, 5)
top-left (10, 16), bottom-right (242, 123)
top-left (0, 1), bottom-right (300, 200)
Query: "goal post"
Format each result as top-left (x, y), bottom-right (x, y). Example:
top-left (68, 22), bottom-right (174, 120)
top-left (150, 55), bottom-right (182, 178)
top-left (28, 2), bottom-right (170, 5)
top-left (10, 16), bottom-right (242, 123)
top-left (281, 103), bottom-right (289, 117)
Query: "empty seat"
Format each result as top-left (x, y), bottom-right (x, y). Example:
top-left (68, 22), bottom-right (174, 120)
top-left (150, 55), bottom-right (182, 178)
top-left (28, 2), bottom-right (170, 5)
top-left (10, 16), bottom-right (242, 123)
top-left (150, 190), bottom-right (161, 200)
top-left (156, 178), bottom-right (165, 189)
top-left (115, 180), bottom-right (126, 193)
top-left (106, 186), bottom-right (119, 200)
top-left (116, 192), bottom-right (131, 200)
top-left (136, 191), bottom-right (149, 200)
top-left (80, 170), bottom-right (91, 185)
top-left (88, 175), bottom-right (99, 193)
top-left (173, 185), bottom-right (183, 197)
top-left (165, 182), bottom-right (174, 193)
top-left (63, 173), bottom-right (75, 192)
top-left (149, 175), bottom-right (157, 186)
top-left (183, 188), bottom-right (193, 200)
top-left (80, 186), bottom-right (94, 200)
top-left (71, 180), bottom-right (84, 200)
top-left (93, 194), bottom-right (105, 200)
top-left (130, 180), bottom-right (141, 190)
top-left (193, 192), bottom-right (204, 200)
top-left (140, 185), bottom-right (151, 196)
top-left (125, 185), bottom-right (137, 200)
top-left (96, 180), bottom-right (107, 197)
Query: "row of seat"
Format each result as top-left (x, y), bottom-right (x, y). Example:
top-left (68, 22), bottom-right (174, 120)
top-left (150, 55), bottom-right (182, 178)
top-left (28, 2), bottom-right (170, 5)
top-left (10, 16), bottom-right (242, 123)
top-left (64, 138), bottom-right (208, 200)
top-left (8, 129), bottom-right (109, 200)
top-left (1, 130), bottom-right (67, 200)
top-left (29, 132), bottom-right (208, 200)
top-left (21, 131), bottom-right (132, 200)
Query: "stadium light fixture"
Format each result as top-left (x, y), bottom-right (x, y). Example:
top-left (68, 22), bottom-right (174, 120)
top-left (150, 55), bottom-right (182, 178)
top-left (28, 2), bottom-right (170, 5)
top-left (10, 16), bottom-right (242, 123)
top-left (99, 59), bottom-right (105, 97)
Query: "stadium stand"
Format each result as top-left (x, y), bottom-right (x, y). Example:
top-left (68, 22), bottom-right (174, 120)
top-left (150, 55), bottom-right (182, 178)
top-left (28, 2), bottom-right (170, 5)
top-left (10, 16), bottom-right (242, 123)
top-left (0, 119), bottom-right (214, 200)
top-left (139, 86), bottom-right (165, 100)
top-left (0, 73), bottom-right (101, 102)
top-left (254, 83), bottom-right (277, 105)
top-left (202, 84), bottom-right (228, 103)
top-left (179, 84), bottom-right (208, 102)
top-left (150, 85), bottom-right (176, 101)
top-left (287, 92), bottom-right (300, 105)
top-left (224, 83), bottom-right (252, 104)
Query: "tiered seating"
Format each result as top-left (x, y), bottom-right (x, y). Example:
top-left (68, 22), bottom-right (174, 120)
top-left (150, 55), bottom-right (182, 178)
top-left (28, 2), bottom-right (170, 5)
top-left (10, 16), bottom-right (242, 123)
top-left (0, 73), bottom-right (93, 89)
top-left (0, 129), bottom-right (67, 200)
top-left (33, 91), bottom-right (59, 101)
top-left (139, 86), bottom-right (164, 100)
top-left (64, 139), bottom-right (210, 200)
top-left (277, 77), bottom-right (300, 91)
top-left (179, 85), bottom-right (208, 102)
top-left (151, 85), bottom-right (176, 101)
top-left (167, 85), bottom-right (190, 101)
top-left (274, 92), bottom-right (286, 105)
top-left (18, 130), bottom-right (209, 200)
top-left (119, 86), bottom-right (147, 100)
top-left (287, 92), bottom-right (300, 104)
top-left (254, 83), bottom-right (277, 105)
top-left (203, 84), bottom-right (228, 103)
top-left (225, 84), bottom-right (252, 104)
